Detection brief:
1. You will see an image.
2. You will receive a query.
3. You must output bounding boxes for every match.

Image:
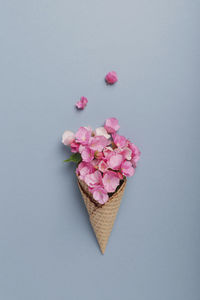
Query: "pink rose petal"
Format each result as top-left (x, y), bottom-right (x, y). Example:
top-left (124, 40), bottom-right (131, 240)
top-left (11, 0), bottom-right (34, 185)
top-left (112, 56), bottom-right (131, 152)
top-left (91, 186), bottom-right (108, 204)
top-left (102, 171), bottom-right (120, 193)
top-left (84, 170), bottom-right (102, 188)
top-left (105, 71), bottom-right (118, 84)
top-left (104, 118), bottom-right (120, 133)
top-left (121, 161), bottom-right (135, 177)
top-left (76, 96), bottom-right (88, 110)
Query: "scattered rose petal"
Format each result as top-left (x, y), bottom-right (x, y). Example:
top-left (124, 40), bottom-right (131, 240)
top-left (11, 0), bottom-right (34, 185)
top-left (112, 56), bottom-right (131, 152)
top-left (105, 71), bottom-right (118, 84)
top-left (76, 96), bottom-right (88, 110)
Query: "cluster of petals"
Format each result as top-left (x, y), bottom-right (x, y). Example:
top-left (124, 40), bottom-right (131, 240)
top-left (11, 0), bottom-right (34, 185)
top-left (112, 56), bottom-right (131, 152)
top-left (105, 71), bottom-right (118, 84)
top-left (62, 118), bottom-right (140, 204)
top-left (75, 96), bottom-right (88, 110)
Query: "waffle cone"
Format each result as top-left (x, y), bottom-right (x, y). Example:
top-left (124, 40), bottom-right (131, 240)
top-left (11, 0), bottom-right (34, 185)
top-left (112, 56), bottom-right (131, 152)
top-left (77, 174), bottom-right (127, 254)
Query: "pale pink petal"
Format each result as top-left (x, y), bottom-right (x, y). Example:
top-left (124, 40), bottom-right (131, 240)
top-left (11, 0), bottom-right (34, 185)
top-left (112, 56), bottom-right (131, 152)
top-left (70, 141), bottom-right (80, 153)
top-left (92, 187), bottom-right (108, 204)
top-left (105, 71), bottom-right (118, 84)
top-left (75, 127), bottom-right (92, 145)
top-left (94, 151), bottom-right (103, 160)
top-left (112, 133), bottom-right (127, 148)
top-left (94, 127), bottom-right (110, 139)
top-left (103, 146), bottom-right (114, 159)
top-left (121, 161), bottom-right (135, 177)
top-left (89, 136), bottom-right (109, 152)
top-left (76, 162), bottom-right (95, 180)
top-left (115, 147), bottom-right (132, 160)
top-left (81, 147), bottom-right (94, 162)
top-left (62, 130), bottom-right (75, 146)
top-left (76, 96), bottom-right (88, 110)
top-left (107, 153), bottom-right (123, 170)
top-left (128, 142), bottom-right (141, 167)
top-left (84, 170), bottom-right (102, 188)
top-left (102, 171), bottom-right (120, 193)
top-left (104, 118), bottom-right (120, 133)
top-left (98, 160), bottom-right (108, 173)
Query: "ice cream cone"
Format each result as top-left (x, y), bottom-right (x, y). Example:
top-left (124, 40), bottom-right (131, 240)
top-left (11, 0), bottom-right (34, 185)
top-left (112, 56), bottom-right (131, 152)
top-left (76, 174), bottom-right (127, 254)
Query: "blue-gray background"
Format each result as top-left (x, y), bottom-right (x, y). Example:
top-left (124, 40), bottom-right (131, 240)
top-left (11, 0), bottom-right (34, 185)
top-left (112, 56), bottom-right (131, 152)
top-left (0, 1), bottom-right (199, 299)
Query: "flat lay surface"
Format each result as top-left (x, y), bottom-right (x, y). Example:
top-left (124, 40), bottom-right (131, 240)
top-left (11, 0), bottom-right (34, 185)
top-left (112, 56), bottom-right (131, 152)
top-left (0, 1), bottom-right (199, 299)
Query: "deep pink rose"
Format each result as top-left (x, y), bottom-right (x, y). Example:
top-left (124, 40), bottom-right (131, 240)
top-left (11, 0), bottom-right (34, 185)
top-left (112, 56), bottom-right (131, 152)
top-left (105, 71), bottom-right (118, 84)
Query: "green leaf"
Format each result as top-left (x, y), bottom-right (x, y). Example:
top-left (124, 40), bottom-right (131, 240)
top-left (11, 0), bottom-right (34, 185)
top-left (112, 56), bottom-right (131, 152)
top-left (64, 153), bottom-right (82, 164)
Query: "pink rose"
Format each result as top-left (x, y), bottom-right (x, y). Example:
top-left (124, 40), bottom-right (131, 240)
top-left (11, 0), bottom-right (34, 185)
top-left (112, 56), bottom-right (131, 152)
top-left (103, 146), bottom-right (114, 159)
top-left (102, 171), bottom-right (120, 193)
top-left (107, 152), bottom-right (123, 170)
top-left (89, 136), bottom-right (109, 152)
top-left (128, 142), bottom-right (141, 167)
top-left (121, 161), bottom-right (135, 177)
top-left (84, 170), bottom-right (102, 188)
top-left (112, 133), bottom-right (127, 148)
top-left (105, 71), bottom-right (118, 84)
top-left (76, 162), bottom-right (95, 181)
top-left (80, 147), bottom-right (94, 162)
top-left (115, 147), bottom-right (132, 161)
top-left (98, 160), bottom-right (108, 173)
top-left (91, 186), bottom-right (108, 204)
top-left (70, 141), bottom-right (80, 153)
top-left (94, 127), bottom-right (110, 139)
top-left (62, 130), bottom-right (75, 146)
top-left (75, 127), bottom-right (92, 145)
top-left (76, 96), bottom-right (88, 110)
top-left (104, 118), bottom-right (120, 133)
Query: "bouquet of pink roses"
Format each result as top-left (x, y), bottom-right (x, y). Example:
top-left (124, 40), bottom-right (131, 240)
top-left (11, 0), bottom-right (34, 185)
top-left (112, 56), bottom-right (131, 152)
top-left (62, 117), bottom-right (140, 253)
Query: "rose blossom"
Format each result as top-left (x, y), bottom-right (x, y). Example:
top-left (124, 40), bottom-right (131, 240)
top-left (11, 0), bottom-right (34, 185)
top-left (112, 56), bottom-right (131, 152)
top-left (75, 127), bottom-right (92, 145)
top-left (128, 142), bottom-right (141, 167)
top-left (104, 118), bottom-right (120, 133)
top-left (76, 96), bottom-right (88, 110)
top-left (94, 127), bottom-right (110, 139)
top-left (70, 141), bottom-right (80, 153)
top-left (112, 133), bottom-right (127, 148)
top-left (84, 170), bottom-right (102, 188)
top-left (76, 162), bottom-right (95, 181)
top-left (103, 146), bottom-right (113, 159)
top-left (107, 152), bottom-right (123, 170)
top-left (102, 171), bottom-right (120, 193)
top-left (91, 186), bottom-right (108, 204)
top-left (105, 71), bottom-right (118, 84)
top-left (62, 130), bottom-right (75, 146)
top-left (115, 147), bottom-right (132, 161)
top-left (89, 136), bottom-right (109, 152)
top-left (98, 160), bottom-right (108, 173)
top-left (121, 161), bottom-right (135, 177)
top-left (80, 147), bottom-right (94, 162)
